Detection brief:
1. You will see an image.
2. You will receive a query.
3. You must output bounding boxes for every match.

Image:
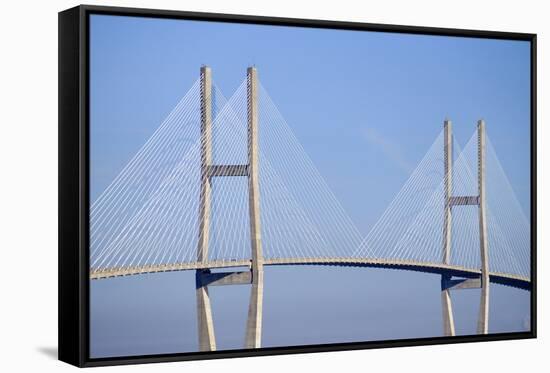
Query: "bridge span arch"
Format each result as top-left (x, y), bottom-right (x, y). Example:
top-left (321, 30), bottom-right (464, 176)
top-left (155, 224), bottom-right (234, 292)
top-left (89, 257), bottom-right (531, 291)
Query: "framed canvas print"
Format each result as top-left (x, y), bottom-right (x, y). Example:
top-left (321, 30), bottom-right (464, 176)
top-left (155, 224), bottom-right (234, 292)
top-left (58, 4), bottom-right (537, 367)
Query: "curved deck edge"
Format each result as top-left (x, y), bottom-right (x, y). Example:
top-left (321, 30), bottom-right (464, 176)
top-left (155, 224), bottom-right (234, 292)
top-left (89, 257), bottom-right (531, 290)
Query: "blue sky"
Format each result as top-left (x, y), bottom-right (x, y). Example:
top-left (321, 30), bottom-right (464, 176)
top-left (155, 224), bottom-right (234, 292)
top-left (89, 14), bottom-right (531, 357)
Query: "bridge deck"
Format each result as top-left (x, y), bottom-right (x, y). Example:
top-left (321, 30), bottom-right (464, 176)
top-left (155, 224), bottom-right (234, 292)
top-left (90, 257), bottom-right (531, 290)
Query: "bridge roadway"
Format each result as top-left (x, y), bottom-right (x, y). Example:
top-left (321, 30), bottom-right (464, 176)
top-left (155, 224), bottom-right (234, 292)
top-left (90, 257), bottom-right (531, 290)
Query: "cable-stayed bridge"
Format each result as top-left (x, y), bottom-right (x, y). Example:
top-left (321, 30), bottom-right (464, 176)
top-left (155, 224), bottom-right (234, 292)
top-left (90, 66), bottom-right (531, 350)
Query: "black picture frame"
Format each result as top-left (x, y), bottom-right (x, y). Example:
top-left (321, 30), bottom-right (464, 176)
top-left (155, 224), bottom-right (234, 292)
top-left (58, 4), bottom-right (537, 367)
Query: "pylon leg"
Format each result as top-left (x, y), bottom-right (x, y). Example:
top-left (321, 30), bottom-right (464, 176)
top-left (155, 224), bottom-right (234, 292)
top-left (477, 282), bottom-right (490, 334)
top-left (196, 270), bottom-right (216, 351)
top-left (477, 119), bottom-right (490, 335)
top-left (244, 268), bottom-right (264, 348)
top-left (441, 279), bottom-right (456, 336)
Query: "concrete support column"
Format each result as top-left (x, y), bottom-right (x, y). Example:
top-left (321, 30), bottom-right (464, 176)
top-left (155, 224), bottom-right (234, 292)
top-left (196, 270), bottom-right (216, 351)
top-left (196, 66), bottom-right (216, 351)
top-left (441, 119), bottom-right (456, 336)
top-left (443, 119), bottom-right (453, 266)
top-left (245, 66), bottom-right (264, 348)
top-left (477, 119), bottom-right (490, 334)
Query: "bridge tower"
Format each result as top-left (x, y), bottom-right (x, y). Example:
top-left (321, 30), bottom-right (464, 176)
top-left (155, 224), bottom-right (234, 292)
top-left (195, 66), bottom-right (265, 351)
top-left (441, 119), bottom-right (490, 336)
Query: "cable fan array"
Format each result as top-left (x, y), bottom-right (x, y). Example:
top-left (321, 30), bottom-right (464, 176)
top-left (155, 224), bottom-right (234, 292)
top-left (90, 74), bottom-right (530, 280)
top-left (353, 129), bottom-right (530, 278)
top-left (90, 76), bottom-right (364, 273)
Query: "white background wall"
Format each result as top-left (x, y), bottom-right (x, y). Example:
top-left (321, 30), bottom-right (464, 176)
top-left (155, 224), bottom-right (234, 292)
top-left (0, 0), bottom-right (546, 371)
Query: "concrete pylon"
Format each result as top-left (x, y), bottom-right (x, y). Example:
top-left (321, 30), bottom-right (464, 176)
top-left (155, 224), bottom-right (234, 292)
top-left (245, 66), bottom-right (264, 349)
top-left (477, 120), bottom-right (490, 334)
top-left (194, 66), bottom-right (265, 351)
top-left (440, 119), bottom-right (490, 336)
top-left (196, 66), bottom-right (217, 351)
top-left (441, 119), bottom-right (456, 336)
